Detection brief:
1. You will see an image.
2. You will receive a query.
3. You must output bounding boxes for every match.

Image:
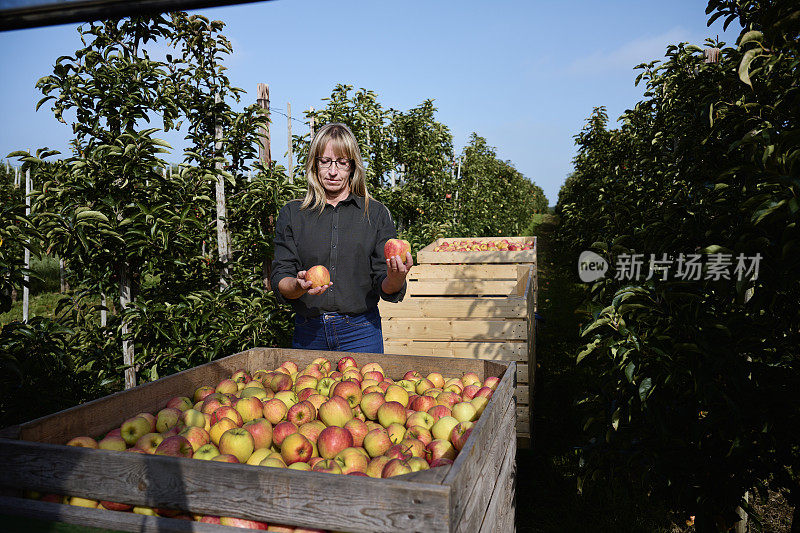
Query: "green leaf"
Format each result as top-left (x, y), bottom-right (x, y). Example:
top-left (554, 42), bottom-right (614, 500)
top-left (638, 378), bottom-right (653, 402)
top-left (738, 49), bottom-right (757, 87)
top-left (738, 30), bottom-right (763, 47)
top-left (76, 210), bottom-right (110, 223)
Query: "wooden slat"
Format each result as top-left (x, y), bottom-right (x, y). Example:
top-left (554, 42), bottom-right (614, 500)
top-left (407, 279), bottom-right (518, 296)
top-left (513, 386), bottom-right (529, 405)
top-left (444, 362), bottom-right (516, 530)
top-left (453, 399), bottom-right (515, 533)
top-left (0, 495), bottom-right (230, 532)
top-left (382, 319), bottom-right (526, 341)
top-left (479, 434), bottom-right (517, 533)
top-left (379, 298), bottom-right (527, 319)
top-left (0, 438), bottom-right (450, 533)
top-left (417, 236), bottom-right (536, 265)
top-left (409, 263), bottom-right (521, 280)
top-left (383, 340), bottom-right (528, 361)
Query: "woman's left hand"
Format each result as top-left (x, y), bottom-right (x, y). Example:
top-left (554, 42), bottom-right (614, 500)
top-left (383, 252), bottom-right (413, 294)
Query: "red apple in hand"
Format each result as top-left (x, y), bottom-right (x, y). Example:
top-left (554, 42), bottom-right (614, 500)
top-left (306, 265), bottom-right (331, 288)
top-left (384, 238), bottom-right (411, 260)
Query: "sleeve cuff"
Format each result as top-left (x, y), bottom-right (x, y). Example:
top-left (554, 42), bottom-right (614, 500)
top-left (379, 275), bottom-right (406, 303)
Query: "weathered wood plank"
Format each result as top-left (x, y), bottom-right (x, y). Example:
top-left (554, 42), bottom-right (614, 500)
top-left (383, 340), bottom-right (528, 361)
top-left (407, 279), bottom-right (518, 297)
top-left (379, 298), bottom-right (527, 319)
top-left (382, 319), bottom-right (527, 341)
top-left (409, 263), bottom-right (521, 280)
top-left (444, 362), bottom-right (516, 530)
top-left (454, 400), bottom-right (515, 533)
top-left (478, 432), bottom-right (517, 533)
top-left (0, 495), bottom-right (230, 532)
top-left (0, 440), bottom-right (451, 533)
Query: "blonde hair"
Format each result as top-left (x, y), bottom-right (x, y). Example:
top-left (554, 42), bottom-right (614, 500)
top-left (302, 122), bottom-right (370, 215)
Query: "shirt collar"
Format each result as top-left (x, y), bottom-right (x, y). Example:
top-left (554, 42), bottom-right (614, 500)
top-left (329, 193), bottom-right (363, 209)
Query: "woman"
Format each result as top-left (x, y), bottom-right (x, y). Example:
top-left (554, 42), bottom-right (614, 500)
top-left (270, 122), bottom-right (412, 353)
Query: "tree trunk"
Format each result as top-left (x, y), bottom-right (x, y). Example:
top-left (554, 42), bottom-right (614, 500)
top-left (119, 261), bottom-right (136, 389)
top-left (215, 93), bottom-right (231, 290)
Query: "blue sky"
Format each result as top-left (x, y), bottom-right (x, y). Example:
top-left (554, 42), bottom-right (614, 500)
top-left (0, 0), bottom-right (741, 206)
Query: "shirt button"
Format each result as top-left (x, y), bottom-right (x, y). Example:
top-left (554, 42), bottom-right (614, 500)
top-left (333, 225), bottom-right (337, 230)
top-left (332, 243), bottom-right (336, 248)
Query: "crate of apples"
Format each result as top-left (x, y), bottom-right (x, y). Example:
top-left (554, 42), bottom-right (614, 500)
top-left (40, 355), bottom-right (500, 528)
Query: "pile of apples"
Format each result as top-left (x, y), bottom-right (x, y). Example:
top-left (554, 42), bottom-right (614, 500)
top-left (35, 356), bottom-right (499, 531)
top-left (433, 239), bottom-right (534, 252)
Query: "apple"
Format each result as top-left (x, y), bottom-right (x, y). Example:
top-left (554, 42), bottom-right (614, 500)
top-left (452, 401), bottom-right (478, 423)
top-left (406, 425), bottom-right (433, 446)
top-left (377, 401), bottom-right (407, 428)
top-left (99, 500), bottom-right (133, 512)
top-left (406, 411), bottom-right (435, 430)
top-left (120, 416), bottom-right (151, 446)
top-left (219, 516), bottom-right (269, 530)
top-left (243, 419), bottom-right (273, 450)
top-left (462, 372), bottom-right (481, 387)
top-left (280, 360), bottom-right (299, 374)
top-left (334, 447), bottom-right (369, 474)
top-left (209, 418), bottom-right (238, 445)
top-left (97, 435), bottom-right (126, 451)
top-left (165, 396), bottom-right (193, 412)
top-left (403, 370), bottom-right (422, 381)
top-left (400, 437), bottom-right (426, 458)
top-left (104, 427), bottom-right (123, 439)
top-left (67, 496), bottom-right (99, 508)
top-left (408, 456), bottom-right (430, 472)
top-left (134, 432), bottom-right (164, 453)
top-left (366, 456), bottom-right (392, 478)
top-left (427, 439), bottom-right (457, 462)
top-left (426, 372), bottom-right (445, 389)
top-left (360, 391), bottom-right (386, 420)
top-left (396, 379), bottom-right (416, 394)
top-left (235, 396), bottom-right (264, 423)
top-left (435, 391), bottom-right (460, 409)
top-left (289, 461), bottom-right (312, 471)
top-left (337, 356), bottom-right (357, 373)
top-left (306, 393), bottom-right (327, 411)
top-left (423, 387), bottom-right (442, 398)
top-left (155, 435), bottom-right (193, 458)
top-left (385, 443), bottom-right (413, 461)
top-left (383, 238), bottom-right (410, 260)
top-left (272, 421), bottom-right (299, 448)
top-left (299, 420), bottom-right (326, 442)
top-left (450, 421), bottom-right (474, 451)
top-left (385, 384), bottom-right (409, 407)
top-left (281, 433), bottom-right (313, 465)
top-left (306, 265), bottom-right (331, 288)
top-left (193, 443), bottom-right (220, 460)
top-left (316, 377), bottom-right (335, 397)
top-left (155, 407), bottom-right (183, 433)
top-left (427, 405), bottom-right (452, 421)
top-left (409, 395), bottom-right (436, 413)
top-left (332, 380), bottom-right (362, 408)
top-left (317, 426), bottom-right (353, 459)
top-left (210, 405), bottom-right (243, 427)
top-left (294, 374), bottom-right (318, 392)
top-left (475, 386), bottom-right (494, 400)
top-left (363, 428), bottom-right (393, 458)
top-left (312, 458), bottom-right (342, 475)
top-left (363, 370), bottom-right (384, 382)
top-left (179, 426), bottom-right (210, 452)
top-left (318, 396), bottom-right (353, 427)
top-left (180, 408), bottom-right (206, 429)
top-left (212, 453), bottom-right (240, 463)
top-left (193, 385), bottom-right (216, 404)
top-left (415, 378), bottom-right (435, 395)
top-left (386, 423), bottom-right (406, 444)
top-left (259, 457), bottom-right (286, 468)
top-left (284, 400), bottom-right (314, 427)
top-left (240, 387), bottom-right (268, 401)
top-left (245, 448), bottom-right (272, 466)
top-left (262, 398), bottom-right (289, 425)
top-left (362, 362), bottom-right (384, 375)
top-left (382, 458), bottom-right (413, 478)
top-left (297, 387), bottom-right (317, 402)
top-left (431, 416), bottom-right (460, 441)
top-left (344, 418), bottom-right (369, 448)
top-left (462, 384), bottom-right (480, 400)
top-left (215, 378), bottom-right (238, 395)
top-left (301, 364), bottom-right (323, 380)
top-left (269, 373), bottom-right (293, 393)
top-left (471, 396), bottom-right (490, 417)
top-left (483, 376), bottom-right (501, 390)
top-left (274, 390), bottom-right (299, 410)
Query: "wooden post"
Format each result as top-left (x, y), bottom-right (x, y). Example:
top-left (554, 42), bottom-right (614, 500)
top-left (59, 258), bottom-right (68, 293)
top-left (309, 107), bottom-right (315, 138)
top-left (14, 166), bottom-right (20, 189)
top-left (101, 293), bottom-right (107, 327)
top-left (257, 83), bottom-right (271, 168)
top-left (214, 93), bottom-right (231, 290)
top-left (22, 168), bottom-right (31, 323)
top-left (119, 261), bottom-right (135, 389)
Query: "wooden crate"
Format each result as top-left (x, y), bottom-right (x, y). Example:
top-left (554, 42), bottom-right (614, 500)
top-left (380, 257), bottom-right (536, 441)
top-left (0, 347), bottom-right (516, 533)
top-left (417, 236), bottom-right (536, 265)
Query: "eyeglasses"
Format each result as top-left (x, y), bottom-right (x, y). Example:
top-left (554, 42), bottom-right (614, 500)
top-left (316, 157), bottom-right (352, 170)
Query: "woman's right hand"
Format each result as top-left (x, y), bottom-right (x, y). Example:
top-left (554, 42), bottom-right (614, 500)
top-left (296, 271), bottom-right (332, 295)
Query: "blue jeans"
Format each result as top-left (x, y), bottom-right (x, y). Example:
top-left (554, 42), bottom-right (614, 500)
top-left (292, 307), bottom-right (384, 354)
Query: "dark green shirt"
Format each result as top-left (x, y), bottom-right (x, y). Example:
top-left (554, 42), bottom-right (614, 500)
top-left (270, 194), bottom-right (406, 317)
